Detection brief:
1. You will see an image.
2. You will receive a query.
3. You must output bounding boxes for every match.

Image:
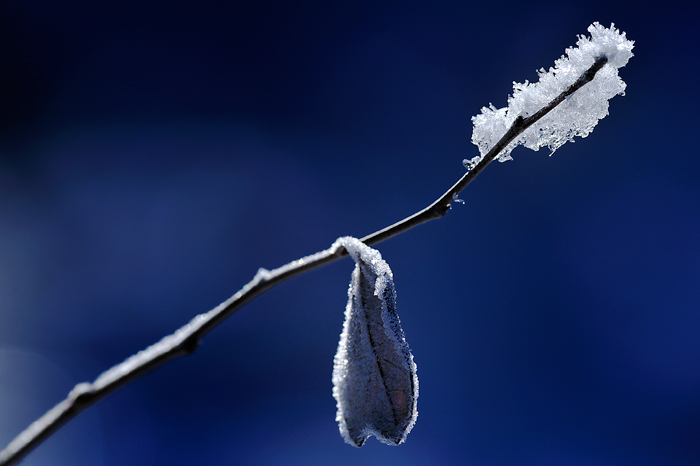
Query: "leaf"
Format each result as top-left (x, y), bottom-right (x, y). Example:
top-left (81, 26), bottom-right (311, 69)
top-left (331, 236), bottom-right (419, 447)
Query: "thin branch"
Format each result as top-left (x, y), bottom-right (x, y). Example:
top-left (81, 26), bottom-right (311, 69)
top-left (363, 55), bottom-right (608, 245)
top-left (0, 55), bottom-right (608, 466)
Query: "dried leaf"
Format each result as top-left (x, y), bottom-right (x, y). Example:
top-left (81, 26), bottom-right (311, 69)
top-left (332, 236), bottom-right (418, 447)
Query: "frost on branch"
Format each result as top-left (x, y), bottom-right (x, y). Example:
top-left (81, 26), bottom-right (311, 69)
top-left (331, 236), bottom-right (418, 447)
top-left (471, 22), bottom-right (634, 162)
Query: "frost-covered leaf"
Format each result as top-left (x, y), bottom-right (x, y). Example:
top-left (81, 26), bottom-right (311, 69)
top-left (331, 236), bottom-right (418, 447)
top-left (472, 22), bottom-right (634, 161)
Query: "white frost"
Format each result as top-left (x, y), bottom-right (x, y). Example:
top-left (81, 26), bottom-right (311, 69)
top-left (471, 22), bottom-right (634, 161)
top-left (332, 236), bottom-right (418, 447)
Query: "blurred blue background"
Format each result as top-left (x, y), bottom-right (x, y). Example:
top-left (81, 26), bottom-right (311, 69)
top-left (1, 1), bottom-right (698, 465)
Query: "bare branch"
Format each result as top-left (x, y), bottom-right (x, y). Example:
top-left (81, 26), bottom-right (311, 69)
top-left (0, 55), bottom-right (608, 466)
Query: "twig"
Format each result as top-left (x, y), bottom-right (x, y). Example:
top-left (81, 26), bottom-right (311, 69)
top-left (0, 55), bottom-right (608, 466)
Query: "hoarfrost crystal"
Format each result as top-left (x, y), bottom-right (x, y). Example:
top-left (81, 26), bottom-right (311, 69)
top-left (472, 22), bottom-right (634, 161)
top-left (332, 236), bottom-right (418, 447)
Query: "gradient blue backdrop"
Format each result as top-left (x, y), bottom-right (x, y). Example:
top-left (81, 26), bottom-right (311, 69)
top-left (1, 1), bottom-right (698, 465)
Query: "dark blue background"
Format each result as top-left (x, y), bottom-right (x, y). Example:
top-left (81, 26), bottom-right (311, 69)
top-left (1, 1), bottom-right (698, 465)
